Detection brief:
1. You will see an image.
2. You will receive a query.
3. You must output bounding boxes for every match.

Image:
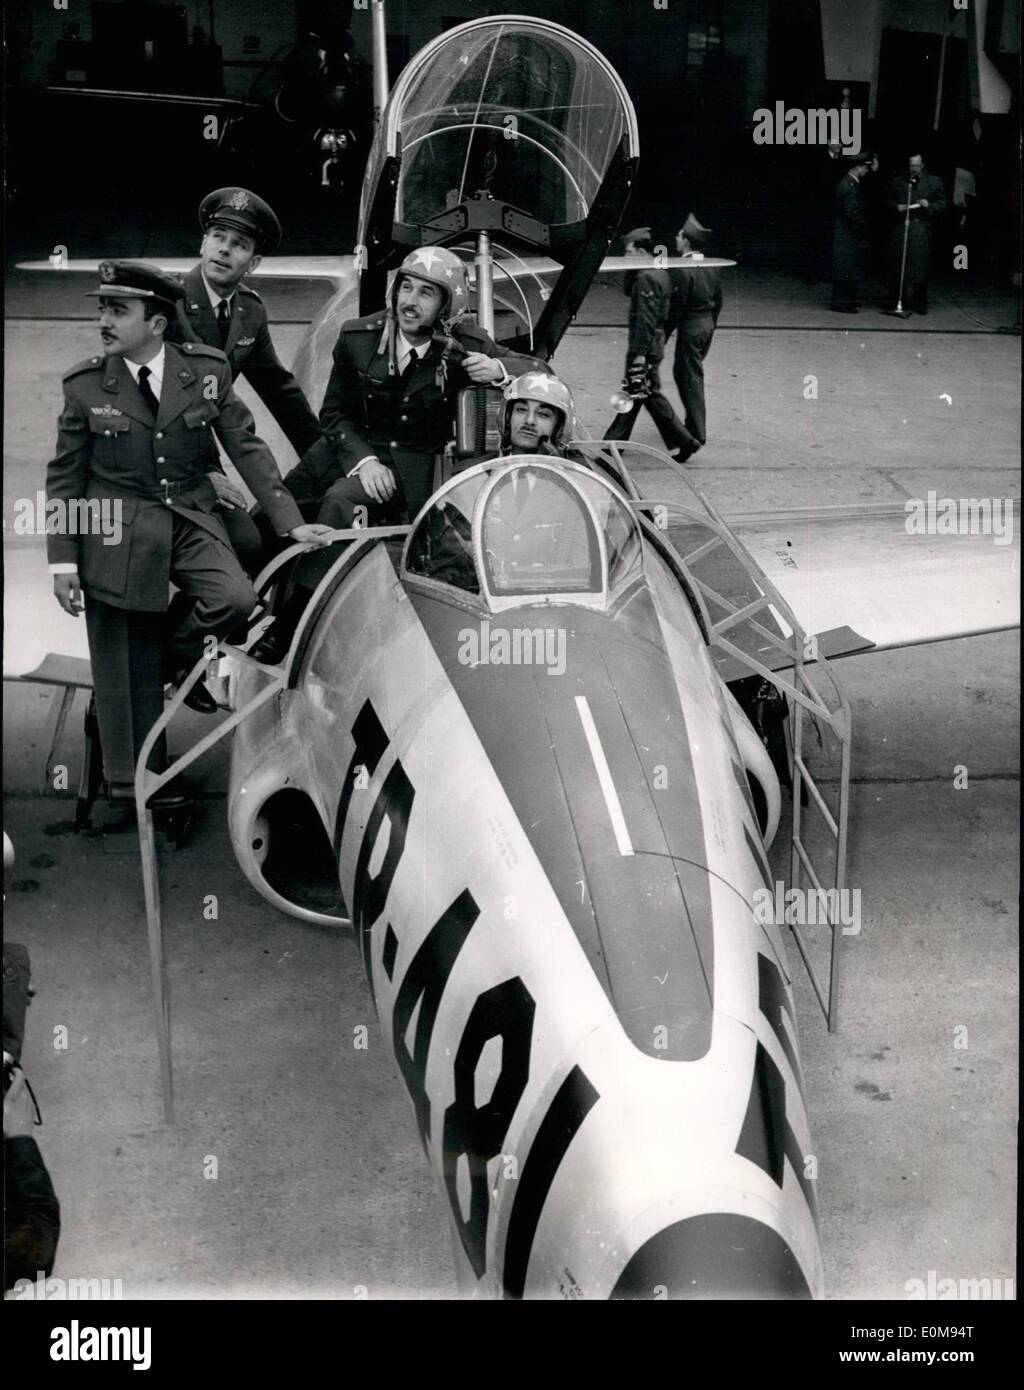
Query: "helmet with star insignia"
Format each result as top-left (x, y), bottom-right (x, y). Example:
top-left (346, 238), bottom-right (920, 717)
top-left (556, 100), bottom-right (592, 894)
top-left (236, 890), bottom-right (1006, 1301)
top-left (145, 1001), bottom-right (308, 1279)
top-left (390, 247), bottom-right (471, 329)
top-left (498, 371), bottom-right (577, 452)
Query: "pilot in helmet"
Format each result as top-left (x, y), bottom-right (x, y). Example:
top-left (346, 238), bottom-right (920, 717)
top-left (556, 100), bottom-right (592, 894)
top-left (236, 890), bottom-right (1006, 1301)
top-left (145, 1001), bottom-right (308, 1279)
top-left (498, 371), bottom-right (578, 457)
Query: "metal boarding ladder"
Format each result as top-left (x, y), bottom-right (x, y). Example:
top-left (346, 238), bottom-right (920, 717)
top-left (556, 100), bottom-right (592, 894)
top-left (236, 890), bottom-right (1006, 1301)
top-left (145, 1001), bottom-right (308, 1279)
top-left (577, 440), bottom-right (853, 1035)
top-left (132, 527), bottom-right (409, 1122)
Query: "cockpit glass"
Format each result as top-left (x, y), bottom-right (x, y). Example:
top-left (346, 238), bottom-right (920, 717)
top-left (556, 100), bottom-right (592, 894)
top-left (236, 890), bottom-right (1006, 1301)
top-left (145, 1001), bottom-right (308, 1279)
top-left (405, 473), bottom-right (487, 594)
top-left (404, 460), bottom-right (643, 605)
top-left (481, 467), bottom-right (601, 595)
top-left (388, 21), bottom-right (630, 230)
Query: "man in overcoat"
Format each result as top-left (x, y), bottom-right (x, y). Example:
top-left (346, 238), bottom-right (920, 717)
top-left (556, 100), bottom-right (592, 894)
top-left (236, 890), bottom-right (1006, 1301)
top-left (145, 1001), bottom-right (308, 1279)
top-left (885, 154), bottom-right (947, 314)
top-left (831, 152), bottom-right (875, 312)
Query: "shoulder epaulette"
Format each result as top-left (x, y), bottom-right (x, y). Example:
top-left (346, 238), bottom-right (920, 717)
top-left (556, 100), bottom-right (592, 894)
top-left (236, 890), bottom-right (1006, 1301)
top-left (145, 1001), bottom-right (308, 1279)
top-left (62, 356), bottom-right (104, 381)
top-left (238, 282), bottom-right (263, 301)
top-left (343, 315), bottom-right (384, 334)
top-left (178, 341), bottom-right (228, 360)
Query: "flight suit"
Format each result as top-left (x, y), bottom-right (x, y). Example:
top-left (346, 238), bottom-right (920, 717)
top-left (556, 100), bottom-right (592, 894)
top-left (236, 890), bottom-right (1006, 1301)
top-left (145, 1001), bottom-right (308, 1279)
top-left (47, 340), bottom-right (303, 782)
top-left (285, 312), bottom-right (548, 526)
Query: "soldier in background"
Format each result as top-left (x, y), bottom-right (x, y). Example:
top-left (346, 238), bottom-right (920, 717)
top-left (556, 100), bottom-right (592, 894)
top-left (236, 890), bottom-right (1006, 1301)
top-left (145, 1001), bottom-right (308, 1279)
top-left (603, 226), bottom-right (701, 462)
top-left (667, 214), bottom-right (723, 454)
top-left (831, 151), bottom-right (876, 312)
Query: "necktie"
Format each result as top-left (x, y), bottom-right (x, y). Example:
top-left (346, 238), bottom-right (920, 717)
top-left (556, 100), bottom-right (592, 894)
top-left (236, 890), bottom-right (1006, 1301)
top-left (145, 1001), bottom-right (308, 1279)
top-left (217, 299), bottom-right (231, 347)
top-left (136, 365), bottom-right (160, 418)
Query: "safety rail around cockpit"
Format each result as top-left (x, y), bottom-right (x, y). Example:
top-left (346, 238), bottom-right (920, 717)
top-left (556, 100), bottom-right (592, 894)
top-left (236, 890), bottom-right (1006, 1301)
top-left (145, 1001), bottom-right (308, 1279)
top-left (573, 440), bottom-right (853, 1034)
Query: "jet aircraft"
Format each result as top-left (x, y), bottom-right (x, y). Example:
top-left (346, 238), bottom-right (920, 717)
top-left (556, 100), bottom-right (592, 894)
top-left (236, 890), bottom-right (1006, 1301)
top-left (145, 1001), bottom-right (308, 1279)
top-left (6, 11), bottom-right (1019, 1300)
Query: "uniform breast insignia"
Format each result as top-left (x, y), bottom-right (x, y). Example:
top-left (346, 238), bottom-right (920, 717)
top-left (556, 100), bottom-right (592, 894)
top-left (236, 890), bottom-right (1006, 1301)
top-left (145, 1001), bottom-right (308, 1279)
top-left (228, 189), bottom-right (251, 211)
top-left (236, 336), bottom-right (256, 347)
top-left (90, 405), bottom-right (124, 417)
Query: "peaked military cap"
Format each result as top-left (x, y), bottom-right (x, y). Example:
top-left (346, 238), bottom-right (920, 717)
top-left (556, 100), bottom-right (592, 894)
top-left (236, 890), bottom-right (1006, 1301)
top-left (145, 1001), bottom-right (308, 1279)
top-left (199, 187), bottom-right (282, 253)
top-left (680, 213), bottom-right (712, 245)
top-left (85, 260), bottom-right (186, 306)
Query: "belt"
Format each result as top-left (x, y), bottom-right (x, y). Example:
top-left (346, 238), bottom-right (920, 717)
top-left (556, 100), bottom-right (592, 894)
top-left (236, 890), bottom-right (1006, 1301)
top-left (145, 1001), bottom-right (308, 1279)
top-left (153, 471), bottom-right (210, 504)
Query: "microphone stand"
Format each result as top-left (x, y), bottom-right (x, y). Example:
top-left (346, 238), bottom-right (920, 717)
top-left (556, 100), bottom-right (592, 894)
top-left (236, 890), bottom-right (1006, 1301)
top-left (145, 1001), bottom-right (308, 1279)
top-left (882, 176), bottom-right (916, 318)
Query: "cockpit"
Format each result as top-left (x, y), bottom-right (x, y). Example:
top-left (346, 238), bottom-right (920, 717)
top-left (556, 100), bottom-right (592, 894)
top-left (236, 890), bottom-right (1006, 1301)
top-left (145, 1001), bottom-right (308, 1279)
top-left (403, 458), bottom-right (643, 612)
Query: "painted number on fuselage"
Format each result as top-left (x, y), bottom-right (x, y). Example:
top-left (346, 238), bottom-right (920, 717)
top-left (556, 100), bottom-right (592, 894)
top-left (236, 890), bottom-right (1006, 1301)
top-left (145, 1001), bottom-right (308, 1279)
top-left (335, 699), bottom-right (595, 1288)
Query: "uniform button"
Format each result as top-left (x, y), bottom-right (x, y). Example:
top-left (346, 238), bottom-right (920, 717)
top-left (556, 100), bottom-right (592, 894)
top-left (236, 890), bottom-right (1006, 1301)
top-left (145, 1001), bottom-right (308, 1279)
top-left (400, 414), bottom-right (408, 422)
top-left (156, 456), bottom-right (166, 464)
top-left (155, 431), bottom-right (164, 439)
top-left (104, 429), bottom-right (112, 436)
top-left (389, 440), bottom-right (398, 448)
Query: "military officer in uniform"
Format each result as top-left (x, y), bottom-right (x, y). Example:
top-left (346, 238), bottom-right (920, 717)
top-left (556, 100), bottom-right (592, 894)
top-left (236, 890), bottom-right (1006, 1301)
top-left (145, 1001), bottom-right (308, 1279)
top-left (603, 226), bottom-right (701, 461)
top-left (47, 261), bottom-right (331, 802)
top-left (667, 214), bottom-right (723, 454)
top-left (283, 245), bottom-right (549, 528)
top-left (166, 186), bottom-right (322, 570)
top-left (831, 152), bottom-right (875, 312)
top-left (249, 247), bottom-right (548, 662)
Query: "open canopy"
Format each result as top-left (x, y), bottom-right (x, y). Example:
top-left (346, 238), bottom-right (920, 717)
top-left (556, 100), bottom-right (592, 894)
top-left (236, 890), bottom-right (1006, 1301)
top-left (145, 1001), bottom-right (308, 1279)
top-left (358, 15), bottom-right (639, 356)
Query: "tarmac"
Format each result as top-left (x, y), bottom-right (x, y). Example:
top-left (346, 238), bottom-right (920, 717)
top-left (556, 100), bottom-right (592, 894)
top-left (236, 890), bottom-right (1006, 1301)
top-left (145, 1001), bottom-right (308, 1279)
top-left (2, 261), bottom-right (1019, 1300)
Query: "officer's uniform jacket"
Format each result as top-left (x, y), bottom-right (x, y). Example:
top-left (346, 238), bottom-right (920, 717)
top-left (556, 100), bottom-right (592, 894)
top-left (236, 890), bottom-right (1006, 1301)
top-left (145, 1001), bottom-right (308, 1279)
top-left (624, 268), bottom-right (674, 364)
top-left (295, 313), bottom-right (547, 499)
top-left (168, 266), bottom-right (321, 456)
top-left (47, 341), bottom-right (303, 611)
top-left (668, 264), bottom-right (723, 324)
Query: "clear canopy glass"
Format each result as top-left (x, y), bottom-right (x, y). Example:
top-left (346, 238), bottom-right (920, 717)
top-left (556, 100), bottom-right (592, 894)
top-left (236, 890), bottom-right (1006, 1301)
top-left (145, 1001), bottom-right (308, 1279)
top-left (403, 457), bottom-right (643, 610)
top-left (360, 17), bottom-right (637, 237)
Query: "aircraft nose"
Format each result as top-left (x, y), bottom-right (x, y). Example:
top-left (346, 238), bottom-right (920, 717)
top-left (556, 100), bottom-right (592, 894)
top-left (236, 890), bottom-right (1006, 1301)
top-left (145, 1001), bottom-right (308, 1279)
top-left (611, 1213), bottom-right (813, 1300)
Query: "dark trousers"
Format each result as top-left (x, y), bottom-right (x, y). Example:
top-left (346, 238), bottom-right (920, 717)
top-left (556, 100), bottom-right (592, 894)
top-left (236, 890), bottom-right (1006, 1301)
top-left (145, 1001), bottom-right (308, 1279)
top-left (220, 504), bottom-right (266, 577)
top-left (672, 315), bottom-right (716, 446)
top-left (164, 515), bottom-right (256, 675)
top-left (887, 277), bottom-right (929, 312)
top-left (831, 278), bottom-right (860, 311)
top-left (85, 515), bottom-right (256, 785)
top-left (603, 363), bottom-right (698, 454)
top-left (85, 599), bottom-right (167, 784)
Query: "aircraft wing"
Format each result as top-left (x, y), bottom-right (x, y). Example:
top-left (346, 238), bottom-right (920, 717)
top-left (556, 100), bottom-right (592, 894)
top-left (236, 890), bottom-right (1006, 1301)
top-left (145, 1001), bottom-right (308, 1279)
top-left (3, 537), bottom-right (91, 679)
top-left (17, 251), bottom-right (720, 284)
top-left (16, 257), bottom-right (356, 290)
top-left (727, 502), bottom-right (1020, 655)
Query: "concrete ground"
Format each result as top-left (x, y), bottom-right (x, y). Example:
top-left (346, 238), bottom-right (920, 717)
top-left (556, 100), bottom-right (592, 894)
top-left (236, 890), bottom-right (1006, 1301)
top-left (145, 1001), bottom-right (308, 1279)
top-left (3, 264), bottom-right (1018, 1300)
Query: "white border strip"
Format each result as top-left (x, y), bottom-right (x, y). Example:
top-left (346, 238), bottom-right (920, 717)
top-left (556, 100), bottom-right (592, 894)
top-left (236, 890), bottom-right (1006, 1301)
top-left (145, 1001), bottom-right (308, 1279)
top-left (574, 695), bottom-right (634, 857)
